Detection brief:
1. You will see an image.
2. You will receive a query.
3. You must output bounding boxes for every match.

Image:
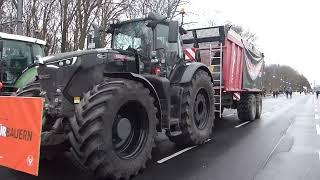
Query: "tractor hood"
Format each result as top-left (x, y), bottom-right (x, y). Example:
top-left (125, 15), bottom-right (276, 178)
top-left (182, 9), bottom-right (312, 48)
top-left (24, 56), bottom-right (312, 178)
top-left (37, 48), bottom-right (138, 117)
top-left (39, 48), bottom-right (119, 64)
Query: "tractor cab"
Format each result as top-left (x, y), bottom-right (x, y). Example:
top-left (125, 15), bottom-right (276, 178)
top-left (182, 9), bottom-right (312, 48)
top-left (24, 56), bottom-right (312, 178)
top-left (0, 32), bottom-right (46, 95)
top-left (108, 13), bottom-right (185, 77)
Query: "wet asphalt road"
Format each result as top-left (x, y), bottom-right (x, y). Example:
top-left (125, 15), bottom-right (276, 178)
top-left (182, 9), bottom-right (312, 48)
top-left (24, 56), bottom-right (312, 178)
top-left (1, 93), bottom-right (320, 180)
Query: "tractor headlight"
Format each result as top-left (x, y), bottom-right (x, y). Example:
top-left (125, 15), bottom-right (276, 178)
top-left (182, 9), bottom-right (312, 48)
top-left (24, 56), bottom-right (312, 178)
top-left (48, 57), bottom-right (77, 67)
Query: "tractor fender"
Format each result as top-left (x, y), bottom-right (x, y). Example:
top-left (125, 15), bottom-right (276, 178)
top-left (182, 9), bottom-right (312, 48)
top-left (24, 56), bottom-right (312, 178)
top-left (104, 72), bottom-right (162, 129)
top-left (179, 62), bottom-right (213, 84)
top-left (14, 65), bottom-right (38, 90)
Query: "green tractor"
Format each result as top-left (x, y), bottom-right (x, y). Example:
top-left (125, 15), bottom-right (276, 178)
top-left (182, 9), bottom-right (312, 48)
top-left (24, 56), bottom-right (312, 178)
top-left (0, 32), bottom-right (46, 95)
top-left (16, 13), bottom-right (215, 179)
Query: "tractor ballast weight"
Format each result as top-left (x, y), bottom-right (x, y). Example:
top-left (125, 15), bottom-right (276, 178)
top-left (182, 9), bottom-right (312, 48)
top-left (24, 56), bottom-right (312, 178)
top-left (16, 13), bottom-right (215, 179)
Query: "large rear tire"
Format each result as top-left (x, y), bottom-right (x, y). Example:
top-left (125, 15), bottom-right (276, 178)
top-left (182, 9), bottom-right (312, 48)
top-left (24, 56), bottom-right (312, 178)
top-left (68, 78), bottom-right (157, 180)
top-left (169, 70), bottom-right (215, 146)
top-left (237, 94), bottom-right (256, 121)
top-left (255, 94), bottom-right (262, 119)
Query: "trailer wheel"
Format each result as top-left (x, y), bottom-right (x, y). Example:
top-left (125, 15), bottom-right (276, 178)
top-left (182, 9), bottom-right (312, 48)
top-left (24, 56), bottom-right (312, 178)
top-left (255, 94), bottom-right (262, 119)
top-left (169, 70), bottom-right (214, 145)
top-left (237, 94), bottom-right (256, 121)
top-left (68, 78), bottom-right (157, 180)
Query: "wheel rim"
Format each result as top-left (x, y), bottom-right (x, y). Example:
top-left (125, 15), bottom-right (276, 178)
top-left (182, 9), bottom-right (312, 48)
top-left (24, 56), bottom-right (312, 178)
top-left (112, 101), bottom-right (149, 159)
top-left (194, 89), bottom-right (210, 130)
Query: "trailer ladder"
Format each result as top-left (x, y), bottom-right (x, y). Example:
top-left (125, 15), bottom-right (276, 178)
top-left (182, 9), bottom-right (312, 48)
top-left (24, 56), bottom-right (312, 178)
top-left (210, 43), bottom-right (223, 118)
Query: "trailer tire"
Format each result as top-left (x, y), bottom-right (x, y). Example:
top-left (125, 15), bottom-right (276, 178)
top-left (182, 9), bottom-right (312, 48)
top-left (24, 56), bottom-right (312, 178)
top-left (169, 70), bottom-right (214, 145)
top-left (255, 94), bottom-right (262, 119)
top-left (68, 78), bottom-right (157, 180)
top-left (237, 94), bottom-right (256, 121)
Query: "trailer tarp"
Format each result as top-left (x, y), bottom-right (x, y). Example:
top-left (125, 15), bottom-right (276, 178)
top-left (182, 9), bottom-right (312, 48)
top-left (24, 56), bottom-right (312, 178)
top-left (242, 40), bottom-right (264, 90)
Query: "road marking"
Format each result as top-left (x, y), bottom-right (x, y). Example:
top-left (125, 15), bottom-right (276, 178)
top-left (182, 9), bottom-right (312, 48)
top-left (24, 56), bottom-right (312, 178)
top-left (318, 152), bottom-right (320, 160)
top-left (263, 134), bottom-right (286, 168)
top-left (316, 124), bottom-right (320, 135)
top-left (224, 114), bottom-right (233, 117)
top-left (316, 109), bottom-right (318, 112)
top-left (316, 114), bottom-right (319, 120)
top-left (157, 146), bottom-right (197, 164)
top-left (235, 121), bottom-right (250, 128)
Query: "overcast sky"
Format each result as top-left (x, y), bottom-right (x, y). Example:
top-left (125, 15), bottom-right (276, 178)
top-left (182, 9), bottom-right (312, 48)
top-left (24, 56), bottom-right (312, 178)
top-left (184, 0), bottom-right (320, 86)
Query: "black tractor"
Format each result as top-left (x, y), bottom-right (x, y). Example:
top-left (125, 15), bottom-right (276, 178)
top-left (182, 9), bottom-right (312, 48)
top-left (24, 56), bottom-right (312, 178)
top-left (17, 13), bottom-right (215, 179)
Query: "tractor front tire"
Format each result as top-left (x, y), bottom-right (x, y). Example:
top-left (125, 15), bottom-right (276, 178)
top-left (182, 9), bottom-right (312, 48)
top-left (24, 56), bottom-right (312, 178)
top-left (68, 78), bottom-right (157, 180)
top-left (237, 94), bottom-right (256, 121)
top-left (169, 70), bottom-right (215, 146)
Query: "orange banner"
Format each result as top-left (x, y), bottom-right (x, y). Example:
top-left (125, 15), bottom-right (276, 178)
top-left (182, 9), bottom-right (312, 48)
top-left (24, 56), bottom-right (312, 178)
top-left (0, 96), bottom-right (43, 176)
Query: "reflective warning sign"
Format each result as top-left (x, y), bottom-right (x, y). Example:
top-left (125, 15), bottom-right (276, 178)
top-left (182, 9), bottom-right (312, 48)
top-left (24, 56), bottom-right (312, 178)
top-left (0, 96), bottom-right (43, 176)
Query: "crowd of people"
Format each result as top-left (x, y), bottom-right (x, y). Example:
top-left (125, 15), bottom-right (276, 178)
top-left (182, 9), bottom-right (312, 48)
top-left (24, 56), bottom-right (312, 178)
top-left (270, 88), bottom-right (320, 99)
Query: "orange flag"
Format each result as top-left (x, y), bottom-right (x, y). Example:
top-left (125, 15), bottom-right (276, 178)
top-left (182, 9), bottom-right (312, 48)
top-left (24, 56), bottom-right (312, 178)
top-left (0, 96), bottom-right (43, 176)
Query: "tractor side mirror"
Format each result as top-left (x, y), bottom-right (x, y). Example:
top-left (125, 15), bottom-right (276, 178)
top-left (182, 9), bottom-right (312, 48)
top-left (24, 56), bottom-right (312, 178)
top-left (168, 21), bottom-right (179, 43)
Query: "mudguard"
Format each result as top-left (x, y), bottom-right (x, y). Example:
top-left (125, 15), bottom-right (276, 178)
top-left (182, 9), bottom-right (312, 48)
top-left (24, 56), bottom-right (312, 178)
top-left (172, 62), bottom-right (213, 84)
top-left (14, 66), bottom-right (38, 90)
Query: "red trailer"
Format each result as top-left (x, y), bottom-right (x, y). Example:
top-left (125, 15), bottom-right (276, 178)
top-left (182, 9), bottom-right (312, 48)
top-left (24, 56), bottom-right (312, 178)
top-left (182, 26), bottom-right (265, 121)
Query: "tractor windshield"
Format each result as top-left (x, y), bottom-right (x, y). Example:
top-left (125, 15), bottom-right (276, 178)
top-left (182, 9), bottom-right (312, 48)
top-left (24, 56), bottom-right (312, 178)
top-left (0, 39), bottom-right (44, 84)
top-left (112, 21), bottom-right (153, 57)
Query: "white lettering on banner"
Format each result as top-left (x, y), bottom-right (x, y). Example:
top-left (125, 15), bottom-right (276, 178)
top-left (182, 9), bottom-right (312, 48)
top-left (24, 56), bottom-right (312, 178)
top-left (0, 124), bottom-right (7, 137)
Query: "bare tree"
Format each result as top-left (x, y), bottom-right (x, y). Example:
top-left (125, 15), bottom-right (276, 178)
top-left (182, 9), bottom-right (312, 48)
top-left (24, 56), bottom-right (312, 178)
top-left (0, 0), bottom-right (187, 54)
top-left (127, 0), bottom-right (188, 19)
top-left (225, 23), bottom-right (257, 45)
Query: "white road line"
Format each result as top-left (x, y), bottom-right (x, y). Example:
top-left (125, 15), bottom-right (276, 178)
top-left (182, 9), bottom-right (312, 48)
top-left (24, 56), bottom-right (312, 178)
top-left (318, 152), bottom-right (320, 160)
top-left (316, 114), bottom-right (319, 120)
top-left (157, 146), bottom-right (197, 164)
top-left (263, 135), bottom-right (285, 168)
top-left (235, 121), bottom-right (250, 128)
top-left (315, 109), bottom-right (318, 112)
top-left (316, 124), bottom-right (320, 135)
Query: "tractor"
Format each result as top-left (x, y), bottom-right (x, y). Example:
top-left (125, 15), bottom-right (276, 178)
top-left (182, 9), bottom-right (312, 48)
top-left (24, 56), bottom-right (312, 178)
top-left (0, 32), bottom-right (46, 95)
top-left (16, 13), bottom-right (215, 179)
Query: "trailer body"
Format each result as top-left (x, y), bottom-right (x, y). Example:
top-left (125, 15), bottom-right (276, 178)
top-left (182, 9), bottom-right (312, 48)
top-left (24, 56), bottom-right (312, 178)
top-left (182, 26), bottom-right (264, 93)
top-left (182, 26), bottom-right (264, 117)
